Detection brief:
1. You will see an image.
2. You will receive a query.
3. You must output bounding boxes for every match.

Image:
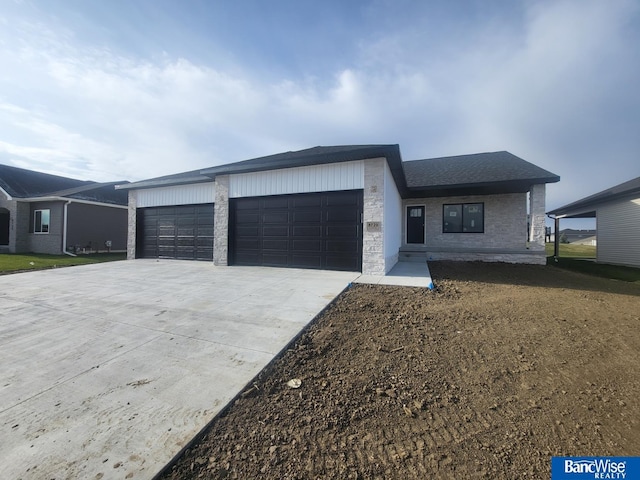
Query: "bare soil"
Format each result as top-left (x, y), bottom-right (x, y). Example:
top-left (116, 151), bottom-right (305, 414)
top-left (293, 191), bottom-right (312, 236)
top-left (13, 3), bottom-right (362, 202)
top-left (159, 262), bottom-right (640, 480)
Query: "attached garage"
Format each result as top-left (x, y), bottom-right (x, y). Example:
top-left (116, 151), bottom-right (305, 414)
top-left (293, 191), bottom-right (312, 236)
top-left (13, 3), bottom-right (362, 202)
top-left (229, 190), bottom-right (363, 271)
top-left (136, 203), bottom-right (214, 260)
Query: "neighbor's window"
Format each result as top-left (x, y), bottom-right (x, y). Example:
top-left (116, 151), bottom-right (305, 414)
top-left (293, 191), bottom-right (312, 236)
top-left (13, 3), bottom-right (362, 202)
top-left (443, 203), bottom-right (484, 233)
top-left (34, 209), bottom-right (50, 234)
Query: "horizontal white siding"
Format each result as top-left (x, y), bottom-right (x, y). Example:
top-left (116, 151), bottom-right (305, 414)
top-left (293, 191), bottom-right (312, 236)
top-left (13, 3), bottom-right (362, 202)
top-left (136, 183), bottom-right (215, 208)
top-left (229, 161), bottom-right (364, 198)
top-left (597, 197), bottom-right (640, 268)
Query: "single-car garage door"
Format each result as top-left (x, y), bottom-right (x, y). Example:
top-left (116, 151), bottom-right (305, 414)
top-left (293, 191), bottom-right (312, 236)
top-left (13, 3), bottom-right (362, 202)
top-left (136, 204), bottom-right (214, 260)
top-left (230, 190), bottom-right (363, 271)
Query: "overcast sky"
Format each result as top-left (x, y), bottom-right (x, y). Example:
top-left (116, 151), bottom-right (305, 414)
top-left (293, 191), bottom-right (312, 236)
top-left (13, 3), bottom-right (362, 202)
top-left (1, 0), bottom-right (638, 219)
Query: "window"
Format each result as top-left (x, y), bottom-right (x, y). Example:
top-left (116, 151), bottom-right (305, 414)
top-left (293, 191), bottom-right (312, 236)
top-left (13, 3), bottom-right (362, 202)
top-left (34, 209), bottom-right (50, 234)
top-left (443, 203), bottom-right (484, 233)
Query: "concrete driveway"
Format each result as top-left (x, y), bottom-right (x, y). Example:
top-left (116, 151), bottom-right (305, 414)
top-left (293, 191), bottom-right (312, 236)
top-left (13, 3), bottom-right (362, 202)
top-left (0, 260), bottom-right (358, 479)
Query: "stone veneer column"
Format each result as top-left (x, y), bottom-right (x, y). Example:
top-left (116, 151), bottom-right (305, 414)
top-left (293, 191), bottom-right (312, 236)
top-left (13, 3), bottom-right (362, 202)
top-left (213, 175), bottom-right (229, 266)
top-left (529, 183), bottom-right (546, 250)
top-left (362, 158), bottom-right (385, 275)
top-left (126, 190), bottom-right (137, 259)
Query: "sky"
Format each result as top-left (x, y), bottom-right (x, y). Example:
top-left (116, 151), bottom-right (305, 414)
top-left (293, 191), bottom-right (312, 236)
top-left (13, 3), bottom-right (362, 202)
top-left (1, 0), bottom-right (639, 227)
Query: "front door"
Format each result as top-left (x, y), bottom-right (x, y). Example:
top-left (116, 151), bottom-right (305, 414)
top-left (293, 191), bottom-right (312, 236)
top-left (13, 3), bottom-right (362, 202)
top-left (406, 206), bottom-right (425, 244)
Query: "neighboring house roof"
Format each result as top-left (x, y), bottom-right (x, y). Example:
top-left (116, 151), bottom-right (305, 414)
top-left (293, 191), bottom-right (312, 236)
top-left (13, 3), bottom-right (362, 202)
top-left (0, 163), bottom-right (128, 206)
top-left (117, 146), bottom-right (559, 198)
top-left (547, 176), bottom-right (640, 217)
top-left (117, 145), bottom-right (407, 193)
top-left (403, 151), bottom-right (560, 197)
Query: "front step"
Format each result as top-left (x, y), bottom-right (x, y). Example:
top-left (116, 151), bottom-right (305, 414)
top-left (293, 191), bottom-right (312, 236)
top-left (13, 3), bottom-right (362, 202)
top-left (399, 251), bottom-right (428, 263)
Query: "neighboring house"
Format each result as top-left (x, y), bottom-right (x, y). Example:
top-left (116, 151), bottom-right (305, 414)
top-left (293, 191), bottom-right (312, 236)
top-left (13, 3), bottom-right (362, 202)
top-left (116, 145), bottom-right (560, 275)
top-left (558, 229), bottom-right (597, 244)
top-left (547, 176), bottom-right (640, 268)
top-left (0, 164), bottom-right (129, 255)
top-left (571, 235), bottom-right (597, 247)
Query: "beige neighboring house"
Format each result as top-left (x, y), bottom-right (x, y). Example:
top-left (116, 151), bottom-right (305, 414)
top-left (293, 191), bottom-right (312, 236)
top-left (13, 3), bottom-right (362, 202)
top-left (547, 176), bottom-right (640, 268)
top-left (116, 145), bottom-right (560, 275)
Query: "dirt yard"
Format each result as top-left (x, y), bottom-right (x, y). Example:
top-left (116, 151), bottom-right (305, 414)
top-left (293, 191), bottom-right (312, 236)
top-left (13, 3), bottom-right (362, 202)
top-left (159, 262), bottom-right (640, 480)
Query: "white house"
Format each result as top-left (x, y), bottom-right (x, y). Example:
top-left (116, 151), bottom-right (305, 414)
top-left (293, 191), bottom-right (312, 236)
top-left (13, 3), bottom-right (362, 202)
top-left (547, 176), bottom-right (640, 268)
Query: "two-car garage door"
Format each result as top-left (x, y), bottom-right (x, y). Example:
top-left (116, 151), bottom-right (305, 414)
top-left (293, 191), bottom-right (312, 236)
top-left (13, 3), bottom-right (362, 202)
top-left (230, 190), bottom-right (363, 271)
top-left (136, 190), bottom-right (363, 271)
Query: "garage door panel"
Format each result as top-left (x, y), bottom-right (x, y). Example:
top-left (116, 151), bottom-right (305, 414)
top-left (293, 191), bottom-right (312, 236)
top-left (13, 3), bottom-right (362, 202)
top-left (237, 238), bottom-right (260, 249)
top-left (237, 226), bottom-right (259, 236)
top-left (230, 190), bottom-right (362, 271)
top-left (326, 192), bottom-right (360, 206)
top-left (263, 197), bottom-right (289, 209)
top-left (236, 212), bottom-right (260, 224)
top-left (263, 239), bottom-right (289, 250)
top-left (291, 255), bottom-right (322, 268)
top-left (326, 208), bottom-right (360, 222)
top-left (292, 239), bottom-right (322, 251)
top-left (293, 210), bottom-right (321, 223)
top-left (325, 255), bottom-right (359, 271)
top-left (292, 196), bottom-right (321, 207)
top-left (136, 203), bottom-right (214, 261)
top-left (263, 225), bottom-right (288, 236)
top-left (261, 253), bottom-right (289, 266)
top-left (326, 225), bottom-right (359, 237)
top-left (293, 225), bottom-right (322, 236)
top-left (263, 212), bottom-right (289, 223)
top-left (326, 239), bottom-right (359, 252)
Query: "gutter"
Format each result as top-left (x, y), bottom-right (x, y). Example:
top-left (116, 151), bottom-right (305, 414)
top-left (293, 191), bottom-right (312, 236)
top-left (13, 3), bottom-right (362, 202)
top-left (62, 200), bottom-right (77, 257)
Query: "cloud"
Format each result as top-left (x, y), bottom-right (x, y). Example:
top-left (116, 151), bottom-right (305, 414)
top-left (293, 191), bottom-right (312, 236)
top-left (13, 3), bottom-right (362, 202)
top-left (0, 0), bottom-right (637, 218)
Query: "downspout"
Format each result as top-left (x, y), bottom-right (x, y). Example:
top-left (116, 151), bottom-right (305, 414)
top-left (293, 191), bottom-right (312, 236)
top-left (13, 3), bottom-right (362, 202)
top-left (63, 200), bottom-right (77, 257)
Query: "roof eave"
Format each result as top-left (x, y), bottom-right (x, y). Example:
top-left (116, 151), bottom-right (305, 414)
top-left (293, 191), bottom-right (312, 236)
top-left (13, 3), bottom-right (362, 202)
top-left (405, 176), bottom-right (559, 198)
top-left (115, 176), bottom-right (212, 191)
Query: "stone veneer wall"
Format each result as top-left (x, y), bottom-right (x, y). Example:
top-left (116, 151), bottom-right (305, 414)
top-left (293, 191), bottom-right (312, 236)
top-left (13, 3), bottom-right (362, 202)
top-left (126, 190), bottom-right (137, 259)
top-left (362, 158), bottom-right (386, 275)
top-left (213, 175), bottom-right (229, 266)
top-left (528, 184), bottom-right (546, 250)
top-left (403, 190), bottom-right (547, 265)
top-left (416, 192), bottom-right (528, 250)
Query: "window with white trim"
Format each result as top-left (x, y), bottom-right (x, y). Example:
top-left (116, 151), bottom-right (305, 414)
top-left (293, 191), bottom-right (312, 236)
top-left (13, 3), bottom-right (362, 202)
top-left (34, 209), bottom-right (50, 234)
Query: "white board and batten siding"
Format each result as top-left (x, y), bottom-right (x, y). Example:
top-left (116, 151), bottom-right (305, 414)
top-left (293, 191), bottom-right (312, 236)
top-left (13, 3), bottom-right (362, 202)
top-left (136, 183), bottom-right (215, 208)
top-left (597, 197), bottom-right (640, 268)
top-left (229, 161), bottom-right (364, 198)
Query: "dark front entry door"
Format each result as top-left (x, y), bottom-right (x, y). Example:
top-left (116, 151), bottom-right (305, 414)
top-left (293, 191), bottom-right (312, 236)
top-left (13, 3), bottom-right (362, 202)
top-left (406, 206), bottom-right (425, 244)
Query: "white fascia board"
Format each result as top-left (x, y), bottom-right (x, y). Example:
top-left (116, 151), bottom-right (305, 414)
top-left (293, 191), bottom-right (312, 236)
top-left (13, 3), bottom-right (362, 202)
top-left (0, 186), bottom-right (12, 200)
top-left (17, 196), bottom-right (128, 209)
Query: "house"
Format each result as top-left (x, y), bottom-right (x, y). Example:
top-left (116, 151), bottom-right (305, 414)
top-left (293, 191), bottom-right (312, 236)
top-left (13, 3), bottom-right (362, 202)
top-left (547, 176), bottom-right (640, 268)
top-left (116, 145), bottom-right (560, 275)
top-left (0, 164), bottom-right (129, 255)
top-left (557, 229), bottom-right (597, 245)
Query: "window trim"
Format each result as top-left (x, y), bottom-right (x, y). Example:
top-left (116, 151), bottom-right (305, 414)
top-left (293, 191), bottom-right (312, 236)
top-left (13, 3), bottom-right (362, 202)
top-left (442, 202), bottom-right (484, 233)
top-left (34, 209), bottom-right (50, 234)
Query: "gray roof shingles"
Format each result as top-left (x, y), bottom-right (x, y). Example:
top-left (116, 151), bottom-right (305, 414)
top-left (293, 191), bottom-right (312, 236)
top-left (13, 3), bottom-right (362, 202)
top-left (547, 175), bottom-right (640, 216)
top-left (0, 164), bottom-right (127, 205)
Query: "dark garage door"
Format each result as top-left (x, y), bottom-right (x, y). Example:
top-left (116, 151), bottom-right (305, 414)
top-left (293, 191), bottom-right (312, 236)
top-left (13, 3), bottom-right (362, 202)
top-left (136, 204), bottom-right (214, 260)
top-left (230, 190), bottom-right (363, 271)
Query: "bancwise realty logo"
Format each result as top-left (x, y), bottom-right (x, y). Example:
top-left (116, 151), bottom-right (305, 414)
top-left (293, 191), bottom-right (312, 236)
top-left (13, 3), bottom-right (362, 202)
top-left (552, 457), bottom-right (640, 479)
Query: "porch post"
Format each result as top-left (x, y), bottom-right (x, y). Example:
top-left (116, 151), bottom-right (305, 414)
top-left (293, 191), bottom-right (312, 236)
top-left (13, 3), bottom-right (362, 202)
top-left (528, 184), bottom-right (546, 250)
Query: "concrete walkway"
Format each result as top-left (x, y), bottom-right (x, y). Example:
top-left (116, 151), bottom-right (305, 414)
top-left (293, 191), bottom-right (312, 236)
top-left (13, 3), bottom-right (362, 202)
top-left (0, 260), bottom-right (359, 480)
top-left (355, 261), bottom-right (434, 288)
